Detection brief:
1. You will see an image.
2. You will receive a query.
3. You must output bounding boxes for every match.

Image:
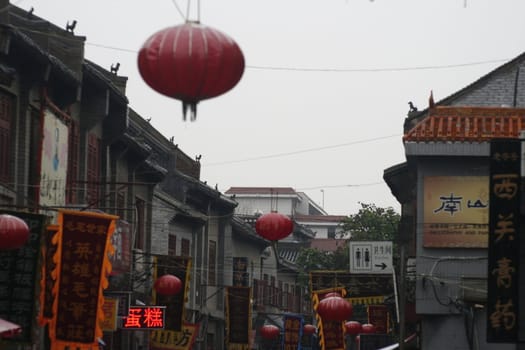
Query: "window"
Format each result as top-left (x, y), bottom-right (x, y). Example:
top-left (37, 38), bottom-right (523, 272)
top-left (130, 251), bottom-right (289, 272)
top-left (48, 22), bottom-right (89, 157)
top-left (0, 92), bottom-right (13, 184)
top-left (283, 283), bottom-right (289, 310)
top-left (263, 274), bottom-right (269, 305)
top-left (278, 280), bottom-right (283, 308)
top-left (271, 276), bottom-right (277, 306)
top-left (327, 226), bottom-right (336, 239)
top-left (168, 234), bottom-right (176, 256)
top-left (134, 197), bottom-right (145, 250)
top-left (181, 238), bottom-right (190, 256)
top-left (208, 240), bottom-right (216, 286)
top-left (116, 192), bottom-right (126, 220)
top-left (86, 133), bottom-right (100, 205)
top-left (66, 119), bottom-right (79, 204)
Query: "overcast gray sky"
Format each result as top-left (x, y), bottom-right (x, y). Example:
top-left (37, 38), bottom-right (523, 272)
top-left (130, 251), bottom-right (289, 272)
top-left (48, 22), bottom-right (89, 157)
top-left (15, 0), bottom-right (525, 215)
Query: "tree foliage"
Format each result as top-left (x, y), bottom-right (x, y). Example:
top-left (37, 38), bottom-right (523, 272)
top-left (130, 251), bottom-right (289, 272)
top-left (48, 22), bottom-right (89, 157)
top-left (340, 202), bottom-right (400, 241)
top-left (295, 203), bottom-right (401, 289)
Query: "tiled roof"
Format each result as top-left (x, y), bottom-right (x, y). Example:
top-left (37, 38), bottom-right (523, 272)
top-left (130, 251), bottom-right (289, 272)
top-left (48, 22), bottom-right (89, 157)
top-left (225, 187), bottom-right (297, 195)
top-left (403, 107), bottom-right (525, 142)
top-left (279, 249), bottom-right (300, 263)
top-left (294, 214), bottom-right (347, 223)
top-left (310, 239), bottom-right (348, 252)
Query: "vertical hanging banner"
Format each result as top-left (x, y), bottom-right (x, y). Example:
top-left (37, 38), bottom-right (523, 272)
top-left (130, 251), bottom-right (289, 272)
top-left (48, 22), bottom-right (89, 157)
top-left (150, 323), bottom-right (199, 350)
top-left (487, 138), bottom-right (520, 342)
top-left (367, 305), bottom-right (389, 334)
top-left (39, 224), bottom-right (59, 325)
top-left (0, 210), bottom-right (45, 343)
top-left (226, 286), bottom-right (252, 350)
top-left (312, 289), bottom-right (346, 350)
top-left (49, 209), bottom-right (117, 350)
top-left (282, 314), bottom-right (303, 350)
top-left (109, 220), bottom-right (131, 275)
top-left (232, 257), bottom-right (249, 287)
top-left (150, 255), bottom-right (193, 350)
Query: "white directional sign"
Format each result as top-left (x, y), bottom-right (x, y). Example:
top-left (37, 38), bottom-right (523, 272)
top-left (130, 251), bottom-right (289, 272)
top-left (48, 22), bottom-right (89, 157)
top-left (349, 241), bottom-right (393, 274)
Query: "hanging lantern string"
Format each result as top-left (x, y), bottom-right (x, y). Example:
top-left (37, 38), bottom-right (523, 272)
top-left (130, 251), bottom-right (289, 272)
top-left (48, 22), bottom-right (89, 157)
top-left (183, 0), bottom-right (201, 23)
top-left (170, 0), bottom-right (186, 21)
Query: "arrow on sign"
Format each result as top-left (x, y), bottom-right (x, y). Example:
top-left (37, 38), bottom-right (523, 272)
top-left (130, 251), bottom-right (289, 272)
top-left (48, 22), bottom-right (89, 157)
top-left (375, 263), bottom-right (387, 270)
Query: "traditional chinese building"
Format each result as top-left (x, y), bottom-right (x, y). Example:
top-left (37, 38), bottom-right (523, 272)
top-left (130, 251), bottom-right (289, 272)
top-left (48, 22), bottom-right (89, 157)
top-left (384, 52), bottom-right (525, 349)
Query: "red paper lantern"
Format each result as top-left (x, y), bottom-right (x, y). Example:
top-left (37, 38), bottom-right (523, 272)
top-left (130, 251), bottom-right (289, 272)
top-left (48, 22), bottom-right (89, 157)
top-left (323, 292), bottom-right (341, 299)
top-left (303, 324), bottom-right (316, 335)
top-left (255, 211), bottom-right (294, 241)
top-left (316, 296), bottom-right (353, 322)
top-left (154, 274), bottom-right (182, 296)
top-left (344, 321), bottom-right (362, 336)
top-left (0, 214), bottom-right (29, 250)
top-left (259, 324), bottom-right (280, 340)
top-left (138, 21), bottom-right (245, 121)
top-left (361, 323), bottom-right (377, 334)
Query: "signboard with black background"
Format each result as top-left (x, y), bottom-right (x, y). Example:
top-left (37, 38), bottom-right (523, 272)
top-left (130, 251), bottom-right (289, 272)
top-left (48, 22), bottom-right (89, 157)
top-left (487, 138), bottom-right (520, 342)
top-left (0, 210), bottom-right (45, 343)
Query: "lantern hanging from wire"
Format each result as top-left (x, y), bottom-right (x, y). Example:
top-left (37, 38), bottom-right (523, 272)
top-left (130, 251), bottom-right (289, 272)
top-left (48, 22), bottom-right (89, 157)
top-left (344, 321), bottom-right (362, 336)
top-left (0, 214), bottom-right (30, 250)
top-left (303, 324), bottom-right (316, 336)
top-left (154, 274), bottom-right (182, 296)
top-left (361, 323), bottom-right (377, 334)
top-left (255, 211), bottom-right (294, 241)
top-left (316, 296), bottom-right (353, 322)
top-left (323, 292), bottom-right (341, 299)
top-left (138, 21), bottom-right (245, 121)
top-left (259, 324), bottom-right (280, 340)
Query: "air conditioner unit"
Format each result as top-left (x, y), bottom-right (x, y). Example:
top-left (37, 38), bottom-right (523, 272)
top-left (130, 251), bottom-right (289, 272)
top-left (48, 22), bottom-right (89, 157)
top-left (460, 277), bottom-right (487, 303)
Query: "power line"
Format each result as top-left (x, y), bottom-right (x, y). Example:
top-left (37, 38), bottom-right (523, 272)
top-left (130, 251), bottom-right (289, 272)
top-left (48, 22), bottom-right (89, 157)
top-left (205, 134), bottom-right (401, 166)
top-left (84, 42), bottom-right (509, 73)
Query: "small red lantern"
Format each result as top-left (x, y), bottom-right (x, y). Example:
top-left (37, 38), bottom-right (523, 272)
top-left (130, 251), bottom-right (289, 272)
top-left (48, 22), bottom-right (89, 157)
top-left (259, 325), bottom-right (280, 340)
top-left (0, 214), bottom-right (29, 250)
top-left (316, 296), bottom-right (353, 322)
top-left (361, 323), bottom-right (377, 334)
top-left (344, 321), bottom-right (362, 336)
top-left (138, 21), bottom-right (245, 121)
top-left (154, 274), bottom-right (182, 296)
top-left (303, 324), bottom-right (316, 336)
top-left (255, 211), bottom-right (294, 241)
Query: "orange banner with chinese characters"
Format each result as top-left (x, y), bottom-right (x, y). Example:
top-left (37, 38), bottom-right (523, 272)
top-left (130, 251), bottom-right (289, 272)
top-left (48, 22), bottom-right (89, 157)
top-left (312, 288), bottom-right (346, 350)
top-left (101, 297), bottom-right (119, 331)
top-left (226, 286), bottom-right (251, 350)
top-left (49, 210), bottom-right (117, 350)
top-left (283, 314), bottom-right (303, 350)
top-left (39, 224), bottom-right (59, 326)
top-left (150, 323), bottom-right (199, 350)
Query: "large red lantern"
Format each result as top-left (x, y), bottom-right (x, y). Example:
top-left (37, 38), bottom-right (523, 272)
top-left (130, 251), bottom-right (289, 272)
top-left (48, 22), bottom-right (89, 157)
top-left (303, 324), bottom-right (316, 336)
top-left (255, 211), bottom-right (294, 241)
top-left (361, 323), bottom-right (377, 334)
top-left (323, 292), bottom-right (341, 299)
top-left (154, 274), bottom-right (182, 296)
top-left (344, 321), bottom-right (362, 336)
top-left (316, 296), bottom-right (353, 322)
top-left (138, 21), bottom-right (245, 121)
top-left (259, 324), bottom-right (280, 340)
top-left (0, 214), bottom-right (29, 250)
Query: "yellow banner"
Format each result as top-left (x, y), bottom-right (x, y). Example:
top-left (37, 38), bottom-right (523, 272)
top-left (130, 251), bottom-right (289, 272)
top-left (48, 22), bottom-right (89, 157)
top-left (150, 323), bottom-right (199, 350)
top-left (346, 296), bottom-right (384, 305)
top-left (100, 297), bottom-right (118, 331)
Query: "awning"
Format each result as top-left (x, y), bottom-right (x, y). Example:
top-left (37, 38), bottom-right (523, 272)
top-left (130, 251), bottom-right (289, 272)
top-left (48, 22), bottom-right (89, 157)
top-left (0, 318), bottom-right (21, 338)
top-left (377, 333), bottom-right (417, 350)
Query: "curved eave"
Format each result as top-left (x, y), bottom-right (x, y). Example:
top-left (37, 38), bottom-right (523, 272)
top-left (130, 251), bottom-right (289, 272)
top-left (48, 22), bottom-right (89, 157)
top-left (83, 60), bottom-right (128, 106)
top-left (2, 24), bottom-right (81, 87)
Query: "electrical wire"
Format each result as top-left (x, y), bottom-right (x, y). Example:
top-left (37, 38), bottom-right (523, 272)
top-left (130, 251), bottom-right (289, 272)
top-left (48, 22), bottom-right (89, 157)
top-left (205, 134), bottom-right (402, 166)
